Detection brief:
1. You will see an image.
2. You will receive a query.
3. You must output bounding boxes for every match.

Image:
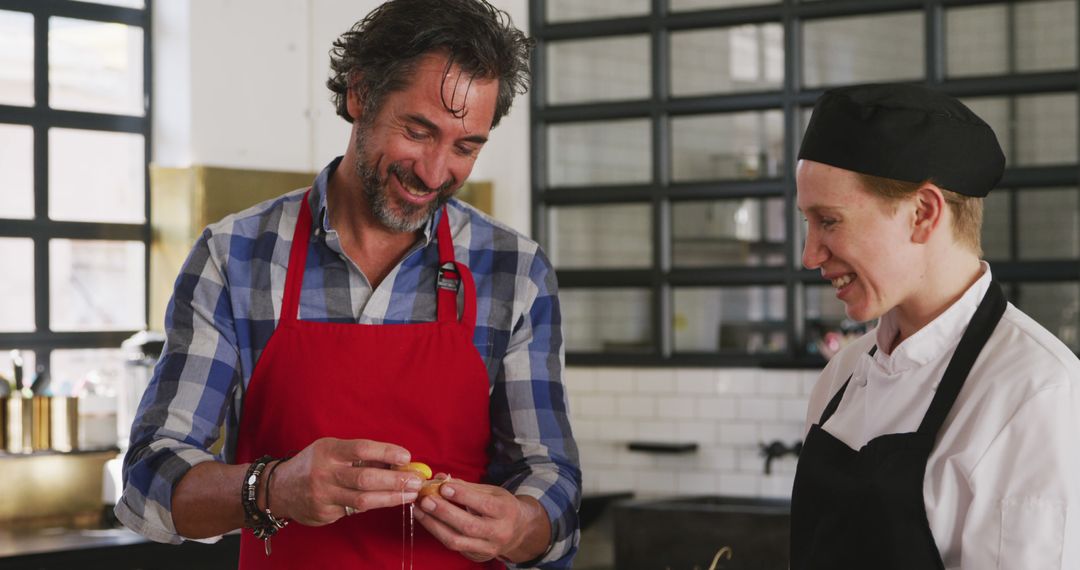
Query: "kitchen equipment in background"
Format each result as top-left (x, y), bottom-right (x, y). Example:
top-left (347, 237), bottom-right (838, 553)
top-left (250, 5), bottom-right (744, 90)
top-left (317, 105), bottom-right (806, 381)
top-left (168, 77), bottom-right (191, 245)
top-left (117, 331), bottom-right (164, 452)
top-left (614, 495), bottom-right (790, 570)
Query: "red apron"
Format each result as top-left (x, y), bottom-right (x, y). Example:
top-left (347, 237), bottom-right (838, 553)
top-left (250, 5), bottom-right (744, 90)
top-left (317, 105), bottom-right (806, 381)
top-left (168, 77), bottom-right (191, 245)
top-left (235, 191), bottom-right (496, 569)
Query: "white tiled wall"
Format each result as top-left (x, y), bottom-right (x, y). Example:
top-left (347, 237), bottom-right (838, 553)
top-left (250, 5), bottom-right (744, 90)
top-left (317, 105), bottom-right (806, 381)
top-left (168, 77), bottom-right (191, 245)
top-left (568, 366), bottom-right (819, 500)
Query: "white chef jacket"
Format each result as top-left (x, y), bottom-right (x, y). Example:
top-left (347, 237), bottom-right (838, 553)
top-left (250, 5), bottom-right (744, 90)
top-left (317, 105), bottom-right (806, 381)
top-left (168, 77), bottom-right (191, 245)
top-left (805, 262), bottom-right (1080, 569)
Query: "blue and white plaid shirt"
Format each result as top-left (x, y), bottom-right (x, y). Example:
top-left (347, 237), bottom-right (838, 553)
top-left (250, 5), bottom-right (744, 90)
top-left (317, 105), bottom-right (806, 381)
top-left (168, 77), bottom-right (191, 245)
top-left (117, 157), bottom-right (581, 568)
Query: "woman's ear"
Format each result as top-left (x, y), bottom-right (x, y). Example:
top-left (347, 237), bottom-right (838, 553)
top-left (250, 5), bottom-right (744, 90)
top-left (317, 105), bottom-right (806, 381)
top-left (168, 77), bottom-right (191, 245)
top-left (911, 182), bottom-right (946, 244)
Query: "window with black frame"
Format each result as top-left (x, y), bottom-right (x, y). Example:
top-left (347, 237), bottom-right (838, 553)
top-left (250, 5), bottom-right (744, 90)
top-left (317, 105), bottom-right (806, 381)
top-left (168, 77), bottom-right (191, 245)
top-left (531, 0), bottom-right (1079, 366)
top-left (0, 0), bottom-right (151, 392)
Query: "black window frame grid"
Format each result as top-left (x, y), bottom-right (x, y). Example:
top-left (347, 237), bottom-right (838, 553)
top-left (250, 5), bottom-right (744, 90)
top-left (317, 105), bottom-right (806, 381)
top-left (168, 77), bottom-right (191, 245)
top-left (0, 0), bottom-right (152, 378)
top-left (531, 0), bottom-right (1080, 367)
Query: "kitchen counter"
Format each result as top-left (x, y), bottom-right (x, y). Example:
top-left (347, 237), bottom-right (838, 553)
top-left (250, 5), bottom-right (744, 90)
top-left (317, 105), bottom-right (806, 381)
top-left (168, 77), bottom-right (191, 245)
top-left (0, 527), bottom-right (239, 570)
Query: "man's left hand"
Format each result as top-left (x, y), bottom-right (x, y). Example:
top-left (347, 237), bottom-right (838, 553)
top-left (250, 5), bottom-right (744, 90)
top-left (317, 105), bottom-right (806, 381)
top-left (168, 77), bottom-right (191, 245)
top-left (413, 479), bottom-right (550, 563)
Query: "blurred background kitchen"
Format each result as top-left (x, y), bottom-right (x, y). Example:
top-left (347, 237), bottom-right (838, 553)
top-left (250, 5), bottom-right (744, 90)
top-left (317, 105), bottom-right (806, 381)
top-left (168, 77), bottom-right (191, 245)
top-left (0, 0), bottom-right (1076, 568)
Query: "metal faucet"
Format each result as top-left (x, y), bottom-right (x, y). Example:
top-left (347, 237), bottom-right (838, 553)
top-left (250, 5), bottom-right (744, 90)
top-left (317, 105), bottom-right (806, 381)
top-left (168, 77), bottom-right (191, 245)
top-left (759, 440), bottom-right (802, 475)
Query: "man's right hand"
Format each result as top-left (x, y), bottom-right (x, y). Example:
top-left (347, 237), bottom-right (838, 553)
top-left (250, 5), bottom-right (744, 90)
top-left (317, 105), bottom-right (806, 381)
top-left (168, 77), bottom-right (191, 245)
top-left (268, 437), bottom-right (424, 526)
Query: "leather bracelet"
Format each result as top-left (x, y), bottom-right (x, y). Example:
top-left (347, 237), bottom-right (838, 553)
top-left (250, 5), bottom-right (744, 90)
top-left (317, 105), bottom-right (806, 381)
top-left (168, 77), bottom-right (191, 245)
top-left (262, 457), bottom-right (290, 530)
top-left (241, 455), bottom-right (272, 529)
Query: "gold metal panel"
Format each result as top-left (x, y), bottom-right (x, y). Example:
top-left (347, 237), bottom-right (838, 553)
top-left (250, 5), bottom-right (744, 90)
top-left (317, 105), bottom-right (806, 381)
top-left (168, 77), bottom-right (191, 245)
top-left (0, 450), bottom-right (117, 525)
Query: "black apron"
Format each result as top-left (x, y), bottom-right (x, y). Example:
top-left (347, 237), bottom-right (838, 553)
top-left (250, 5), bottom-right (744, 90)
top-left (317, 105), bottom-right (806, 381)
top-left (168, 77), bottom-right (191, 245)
top-left (790, 281), bottom-right (1006, 570)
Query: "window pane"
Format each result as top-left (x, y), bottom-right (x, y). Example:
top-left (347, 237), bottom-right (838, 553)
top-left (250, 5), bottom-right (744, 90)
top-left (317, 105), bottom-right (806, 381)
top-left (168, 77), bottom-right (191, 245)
top-left (0, 238), bottom-right (35, 332)
top-left (562, 288), bottom-right (652, 353)
top-left (1018, 188), bottom-right (1080, 260)
top-left (549, 204), bottom-right (652, 269)
top-left (1016, 282), bottom-right (1080, 352)
top-left (49, 128), bottom-right (145, 223)
top-left (547, 35), bottom-right (650, 105)
top-left (671, 110), bottom-right (783, 182)
top-left (51, 348), bottom-right (125, 398)
top-left (981, 190), bottom-right (1011, 260)
top-left (548, 119), bottom-right (651, 187)
top-left (670, 24), bottom-right (783, 97)
top-left (672, 197), bottom-right (786, 267)
top-left (802, 12), bottom-right (924, 88)
top-left (49, 17), bottom-right (144, 116)
top-left (0, 350), bottom-right (36, 388)
top-left (948, 1), bottom-right (1078, 77)
top-left (804, 284), bottom-right (872, 359)
top-left (962, 93), bottom-right (1078, 167)
top-left (0, 124), bottom-right (34, 219)
top-left (673, 286), bottom-right (786, 353)
top-left (50, 239), bottom-right (145, 332)
top-left (0, 10), bottom-right (34, 107)
top-left (546, 0), bottom-right (649, 22)
top-left (671, 0), bottom-right (779, 10)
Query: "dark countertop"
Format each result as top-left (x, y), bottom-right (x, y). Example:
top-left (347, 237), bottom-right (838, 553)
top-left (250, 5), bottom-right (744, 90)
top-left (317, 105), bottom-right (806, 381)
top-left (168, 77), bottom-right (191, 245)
top-left (0, 527), bottom-right (240, 570)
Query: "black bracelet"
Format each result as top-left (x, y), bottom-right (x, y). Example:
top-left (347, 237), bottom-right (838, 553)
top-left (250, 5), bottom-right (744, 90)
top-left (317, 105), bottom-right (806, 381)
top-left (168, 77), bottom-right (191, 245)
top-left (241, 455), bottom-right (272, 529)
top-left (262, 457), bottom-right (290, 529)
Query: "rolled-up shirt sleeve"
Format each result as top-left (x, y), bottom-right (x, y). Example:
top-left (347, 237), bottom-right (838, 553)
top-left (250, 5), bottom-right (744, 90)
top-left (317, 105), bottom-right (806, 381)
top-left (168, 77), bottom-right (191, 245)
top-left (115, 230), bottom-right (241, 544)
top-left (488, 249), bottom-right (582, 569)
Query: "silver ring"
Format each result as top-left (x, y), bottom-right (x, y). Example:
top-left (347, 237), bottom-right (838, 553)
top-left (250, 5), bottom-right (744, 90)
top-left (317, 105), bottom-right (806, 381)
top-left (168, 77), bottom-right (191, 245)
top-left (344, 505), bottom-right (357, 517)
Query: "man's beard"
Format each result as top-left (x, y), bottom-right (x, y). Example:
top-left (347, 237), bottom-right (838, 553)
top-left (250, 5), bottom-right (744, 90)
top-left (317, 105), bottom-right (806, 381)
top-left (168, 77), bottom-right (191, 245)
top-left (353, 127), bottom-right (456, 233)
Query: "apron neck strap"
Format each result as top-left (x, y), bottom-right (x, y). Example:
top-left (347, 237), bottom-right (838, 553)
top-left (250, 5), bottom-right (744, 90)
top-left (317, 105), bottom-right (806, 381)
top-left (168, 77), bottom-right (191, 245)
top-left (917, 280), bottom-right (1006, 437)
top-left (435, 207), bottom-right (477, 331)
top-left (281, 189), bottom-right (315, 324)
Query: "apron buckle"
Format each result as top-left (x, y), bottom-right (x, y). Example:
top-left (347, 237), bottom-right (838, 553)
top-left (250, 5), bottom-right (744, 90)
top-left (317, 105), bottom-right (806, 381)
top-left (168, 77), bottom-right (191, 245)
top-left (437, 262), bottom-right (460, 292)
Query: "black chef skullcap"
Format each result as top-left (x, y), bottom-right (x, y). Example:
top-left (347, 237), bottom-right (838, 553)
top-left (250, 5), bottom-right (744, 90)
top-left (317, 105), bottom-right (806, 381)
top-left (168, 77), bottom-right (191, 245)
top-left (798, 83), bottom-right (1005, 197)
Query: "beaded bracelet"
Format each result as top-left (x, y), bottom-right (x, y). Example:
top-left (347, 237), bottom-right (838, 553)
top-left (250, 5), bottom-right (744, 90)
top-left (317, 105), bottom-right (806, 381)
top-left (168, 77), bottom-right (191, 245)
top-left (241, 455), bottom-right (272, 529)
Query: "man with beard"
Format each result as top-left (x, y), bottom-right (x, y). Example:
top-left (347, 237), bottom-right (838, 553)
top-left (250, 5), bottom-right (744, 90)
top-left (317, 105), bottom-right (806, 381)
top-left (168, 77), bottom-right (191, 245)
top-left (116, 1), bottom-right (581, 568)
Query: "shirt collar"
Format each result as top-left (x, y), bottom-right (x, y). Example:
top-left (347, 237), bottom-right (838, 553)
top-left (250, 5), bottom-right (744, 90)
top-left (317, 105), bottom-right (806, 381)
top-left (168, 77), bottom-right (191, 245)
top-left (872, 261), bottom-right (993, 374)
top-left (310, 156), bottom-right (439, 246)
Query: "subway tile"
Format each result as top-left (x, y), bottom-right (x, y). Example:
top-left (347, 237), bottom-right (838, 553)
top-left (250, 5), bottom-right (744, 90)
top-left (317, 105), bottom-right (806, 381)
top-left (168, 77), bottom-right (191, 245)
top-left (635, 419), bottom-right (679, 441)
top-left (677, 471), bottom-right (720, 495)
top-left (598, 419), bottom-right (638, 442)
top-left (758, 371), bottom-right (802, 396)
top-left (695, 396), bottom-right (738, 420)
top-left (737, 447), bottom-right (767, 474)
top-left (637, 470), bottom-right (680, 494)
top-left (800, 370), bottom-right (823, 396)
top-left (678, 420), bottom-right (718, 445)
top-left (564, 367), bottom-right (597, 393)
top-left (716, 369), bottom-right (760, 395)
top-left (657, 396), bottom-right (696, 419)
top-left (617, 395), bottom-right (657, 419)
top-left (718, 473), bottom-right (761, 496)
top-left (570, 418), bottom-right (601, 440)
top-left (578, 395), bottom-right (616, 417)
top-left (634, 369), bottom-right (676, 393)
top-left (760, 473), bottom-right (796, 499)
top-left (758, 422), bottom-right (805, 444)
top-left (577, 441), bottom-right (619, 465)
top-left (717, 422), bottom-right (760, 446)
top-left (779, 397), bottom-right (810, 423)
top-left (653, 453), bottom-right (701, 471)
top-left (675, 368), bottom-right (717, 394)
top-left (616, 447), bottom-right (657, 468)
top-left (698, 445), bottom-right (739, 471)
top-left (595, 468), bottom-right (637, 494)
top-left (737, 397), bottom-right (780, 421)
top-left (594, 368), bottom-right (637, 394)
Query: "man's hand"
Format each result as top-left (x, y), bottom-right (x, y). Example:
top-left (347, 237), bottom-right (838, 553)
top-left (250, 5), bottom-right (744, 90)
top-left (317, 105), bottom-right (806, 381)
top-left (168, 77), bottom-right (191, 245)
top-left (413, 479), bottom-right (551, 563)
top-left (269, 437), bottom-right (424, 526)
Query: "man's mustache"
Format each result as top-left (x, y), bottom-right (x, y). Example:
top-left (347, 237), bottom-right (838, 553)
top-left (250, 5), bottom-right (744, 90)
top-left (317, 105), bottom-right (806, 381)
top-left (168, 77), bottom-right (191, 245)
top-left (387, 162), bottom-right (455, 195)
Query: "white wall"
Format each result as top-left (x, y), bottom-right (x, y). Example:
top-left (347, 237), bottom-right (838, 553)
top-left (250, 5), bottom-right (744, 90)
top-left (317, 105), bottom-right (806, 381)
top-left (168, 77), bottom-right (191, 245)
top-left (152, 0), bottom-right (532, 234)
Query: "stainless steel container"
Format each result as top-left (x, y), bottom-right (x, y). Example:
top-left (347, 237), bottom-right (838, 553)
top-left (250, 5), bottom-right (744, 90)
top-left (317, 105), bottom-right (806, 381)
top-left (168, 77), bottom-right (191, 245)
top-left (2, 397), bottom-right (34, 453)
